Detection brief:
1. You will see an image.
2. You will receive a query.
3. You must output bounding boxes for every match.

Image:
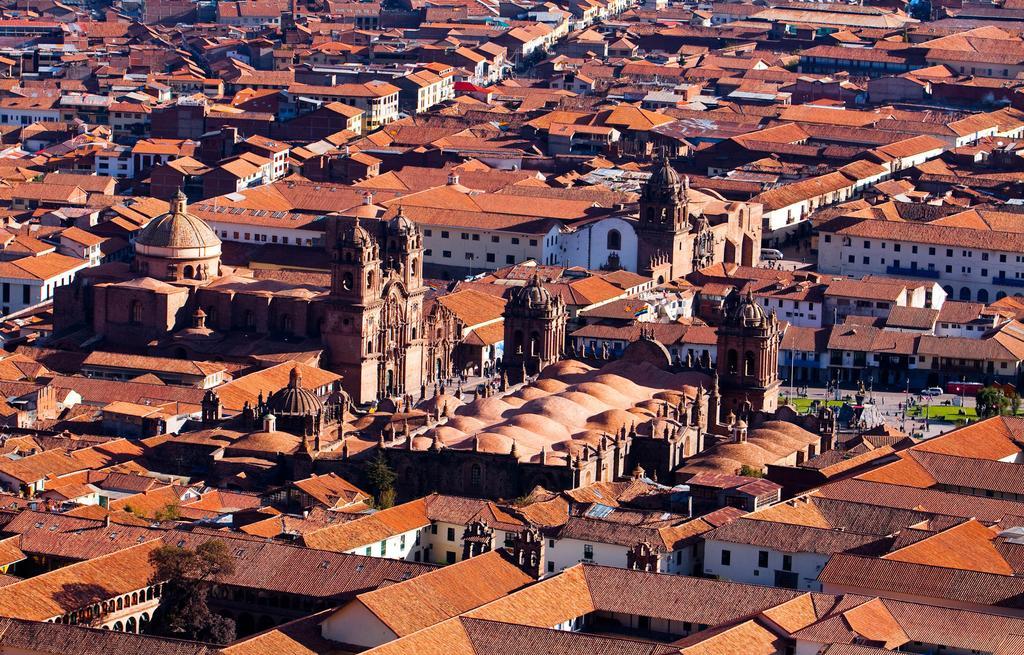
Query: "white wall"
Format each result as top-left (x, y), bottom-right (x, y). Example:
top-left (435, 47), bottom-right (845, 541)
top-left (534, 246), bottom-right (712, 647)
top-left (702, 539), bottom-right (826, 591)
top-left (555, 217), bottom-right (638, 272)
top-left (321, 601), bottom-right (398, 648)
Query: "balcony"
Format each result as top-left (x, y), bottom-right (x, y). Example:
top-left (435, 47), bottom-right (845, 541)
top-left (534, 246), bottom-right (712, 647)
top-left (886, 265), bottom-right (939, 279)
top-left (993, 275), bottom-right (1024, 288)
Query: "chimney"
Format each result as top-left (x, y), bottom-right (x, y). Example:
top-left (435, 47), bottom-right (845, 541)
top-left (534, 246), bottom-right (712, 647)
top-left (263, 413), bottom-right (277, 432)
top-left (447, 170), bottom-right (460, 186)
top-left (362, 191), bottom-right (374, 205)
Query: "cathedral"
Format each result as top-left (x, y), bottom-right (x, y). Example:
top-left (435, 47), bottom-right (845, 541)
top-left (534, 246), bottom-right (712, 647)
top-left (54, 192), bottom-right (445, 406)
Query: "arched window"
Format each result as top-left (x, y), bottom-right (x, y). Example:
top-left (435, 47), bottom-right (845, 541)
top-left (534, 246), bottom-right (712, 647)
top-left (342, 272), bottom-right (353, 290)
top-left (744, 351), bottom-right (755, 376)
top-left (997, 291), bottom-right (1008, 300)
top-left (529, 331), bottom-right (541, 356)
top-left (183, 265), bottom-right (194, 279)
top-left (606, 229), bottom-right (621, 251)
top-left (280, 314), bottom-right (293, 333)
top-left (367, 270), bottom-right (375, 289)
top-left (727, 349), bottom-right (738, 374)
top-left (977, 288), bottom-right (990, 303)
top-left (130, 301), bottom-right (143, 325)
top-left (942, 285), bottom-right (954, 296)
top-left (959, 287), bottom-right (972, 301)
top-left (411, 257), bottom-right (418, 277)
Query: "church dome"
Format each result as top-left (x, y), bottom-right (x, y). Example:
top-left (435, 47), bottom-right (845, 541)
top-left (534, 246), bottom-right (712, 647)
top-left (388, 207), bottom-right (416, 235)
top-left (266, 367), bottom-right (323, 417)
top-left (342, 217), bottom-right (374, 247)
top-left (508, 274), bottom-right (553, 310)
top-left (136, 190), bottom-right (221, 252)
top-left (724, 288), bottom-right (768, 327)
top-left (642, 150), bottom-right (683, 203)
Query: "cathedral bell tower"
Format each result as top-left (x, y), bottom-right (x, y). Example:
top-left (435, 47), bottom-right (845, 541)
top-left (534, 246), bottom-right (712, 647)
top-left (502, 274), bottom-right (566, 383)
top-left (321, 210), bottom-right (427, 406)
top-left (715, 289), bottom-right (782, 418)
top-left (636, 149), bottom-right (691, 284)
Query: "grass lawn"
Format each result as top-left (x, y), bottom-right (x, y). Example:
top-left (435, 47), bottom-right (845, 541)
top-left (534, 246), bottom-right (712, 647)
top-left (906, 405), bottom-right (978, 421)
top-left (783, 397), bottom-right (984, 424)
top-left (784, 398), bottom-right (845, 413)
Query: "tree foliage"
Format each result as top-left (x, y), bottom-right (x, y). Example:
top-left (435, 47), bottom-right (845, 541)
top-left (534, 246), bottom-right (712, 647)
top-left (148, 540), bottom-right (237, 644)
top-left (976, 386), bottom-right (1010, 419)
top-left (365, 450), bottom-right (397, 506)
top-left (739, 464), bottom-right (765, 478)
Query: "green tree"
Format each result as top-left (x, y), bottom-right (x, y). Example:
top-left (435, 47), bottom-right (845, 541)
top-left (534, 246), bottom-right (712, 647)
top-left (739, 464), bottom-right (765, 478)
top-left (1012, 393), bottom-right (1021, 417)
top-left (148, 540), bottom-right (236, 644)
top-left (154, 503), bottom-right (182, 522)
top-left (976, 386), bottom-right (1010, 419)
top-left (365, 450), bottom-right (397, 507)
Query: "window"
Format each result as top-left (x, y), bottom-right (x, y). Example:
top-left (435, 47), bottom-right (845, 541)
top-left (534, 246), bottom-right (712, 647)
top-left (446, 551), bottom-right (456, 564)
top-left (847, 255), bottom-right (854, 264)
top-left (491, 235), bottom-right (499, 243)
top-left (863, 240), bottom-right (870, 248)
top-left (758, 550), bottom-right (769, 568)
top-left (721, 549), bottom-right (731, 566)
top-left (547, 561), bottom-right (554, 572)
top-left (470, 464), bottom-right (481, 487)
top-left (461, 233), bottom-right (469, 240)
top-left (946, 265), bottom-right (952, 273)
top-left (583, 544), bottom-right (594, 560)
top-left (21, 285), bottom-right (29, 305)
top-left (431, 524), bottom-right (438, 535)
top-left (947, 249), bottom-right (953, 257)
top-left (130, 300), bottom-right (143, 324)
top-left (782, 554), bottom-right (792, 571)
top-left (862, 257), bottom-right (870, 265)
top-left (824, 235), bottom-right (831, 243)
top-left (446, 527), bottom-right (455, 541)
top-left (529, 239), bottom-right (537, 247)
top-left (1001, 254), bottom-right (1007, 262)
top-left (511, 237), bottom-right (520, 245)
top-left (424, 229), bottom-right (432, 237)
top-left (472, 234), bottom-right (480, 241)
top-left (442, 250), bottom-right (451, 258)
top-left (607, 229), bottom-right (621, 250)
top-left (486, 253), bottom-right (495, 263)
top-left (441, 231), bottom-right (449, 239)
top-left (506, 255), bottom-right (515, 264)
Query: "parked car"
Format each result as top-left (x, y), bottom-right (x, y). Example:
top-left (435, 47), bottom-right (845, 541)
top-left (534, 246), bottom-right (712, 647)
top-left (919, 387), bottom-right (944, 397)
top-left (761, 248), bottom-right (784, 260)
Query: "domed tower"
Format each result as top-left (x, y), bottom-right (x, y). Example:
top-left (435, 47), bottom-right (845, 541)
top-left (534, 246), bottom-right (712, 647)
top-left (636, 150), bottom-right (691, 284)
top-left (715, 288), bottom-right (782, 417)
top-left (327, 215), bottom-right (381, 302)
top-left (133, 190), bottom-right (221, 282)
top-left (503, 274), bottom-right (566, 382)
top-left (383, 207), bottom-right (423, 290)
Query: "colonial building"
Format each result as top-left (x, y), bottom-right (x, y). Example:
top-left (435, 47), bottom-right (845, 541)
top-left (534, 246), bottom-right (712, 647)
top-left (54, 199), bottom-right (448, 406)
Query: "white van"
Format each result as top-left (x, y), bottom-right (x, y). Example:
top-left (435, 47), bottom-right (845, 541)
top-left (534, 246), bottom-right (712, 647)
top-left (761, 248), bottom-right (784, 261)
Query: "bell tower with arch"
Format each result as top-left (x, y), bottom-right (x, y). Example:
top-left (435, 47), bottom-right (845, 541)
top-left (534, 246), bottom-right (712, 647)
top-left (502, 274), bottom-right (566, 383)
top-left (636, 150), bottom-right (691, 284)
top-left (715, 288), bottom-right (782, 418)
top-left (321, 210), bottom-right (427, 406)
